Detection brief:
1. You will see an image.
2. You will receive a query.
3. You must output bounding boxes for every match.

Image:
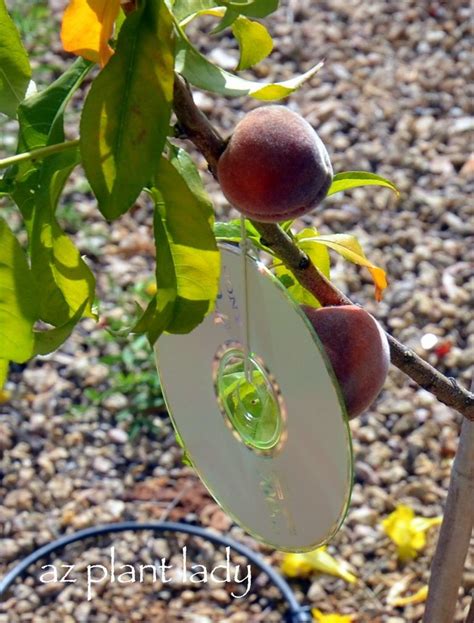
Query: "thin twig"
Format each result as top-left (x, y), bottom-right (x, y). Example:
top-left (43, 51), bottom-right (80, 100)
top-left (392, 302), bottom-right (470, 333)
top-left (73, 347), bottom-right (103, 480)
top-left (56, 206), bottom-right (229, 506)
top-left (0, 138), bottom-right (79, 169)
top-left (172, 74), bottom-right (474, 421)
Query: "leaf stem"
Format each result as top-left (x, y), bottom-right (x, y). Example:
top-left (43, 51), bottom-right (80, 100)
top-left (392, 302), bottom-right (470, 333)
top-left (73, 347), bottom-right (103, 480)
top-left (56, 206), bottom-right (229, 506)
top-left (0, 138), bottom-right (80, 170)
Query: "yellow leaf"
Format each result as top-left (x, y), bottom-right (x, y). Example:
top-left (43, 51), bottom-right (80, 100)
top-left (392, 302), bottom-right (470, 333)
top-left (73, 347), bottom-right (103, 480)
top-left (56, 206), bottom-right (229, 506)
top-left (0, 389), bottom-right (11, 404)
top-left (280, 547), bottom-right (357, 584)
top-left (61, 0), bottom-right (121, 67)
top-left (381, 505), bottom-right (442, 562)
top-left (274, 228), bottom-right (330, 307)
top-left (297, 231), bottom-right (388, 302)
top-left (387, 578), bottom-right (429, 607)
top-left (312, 609), bottom-right (355, 622)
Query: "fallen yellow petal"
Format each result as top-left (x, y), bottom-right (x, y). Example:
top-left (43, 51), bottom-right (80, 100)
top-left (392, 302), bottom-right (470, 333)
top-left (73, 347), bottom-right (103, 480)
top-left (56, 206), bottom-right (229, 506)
top-left (280, 547), bottom-right (357, 584)
top-left (382, 505), bottom-right (442, 562)
top-left (312, 609), bottom-right (354, 622)
top-left (387, 576), bottom-right (429, 607)
top-left (280, 553), bottom-right (313, 578)
top-left (61, 0), bottom-right (121, 67)
top-left (305, 547), bottom-right (357, 584)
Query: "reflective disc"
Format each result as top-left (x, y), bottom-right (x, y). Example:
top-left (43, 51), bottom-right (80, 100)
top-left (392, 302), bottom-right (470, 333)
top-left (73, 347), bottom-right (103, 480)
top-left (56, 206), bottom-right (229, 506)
top-left (155, 244), bottom-right (353, 551)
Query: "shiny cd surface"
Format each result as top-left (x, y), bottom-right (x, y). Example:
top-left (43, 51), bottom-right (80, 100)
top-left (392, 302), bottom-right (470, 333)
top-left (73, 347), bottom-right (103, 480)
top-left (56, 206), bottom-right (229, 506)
top-left (155, 244), bottom-right (353, 551)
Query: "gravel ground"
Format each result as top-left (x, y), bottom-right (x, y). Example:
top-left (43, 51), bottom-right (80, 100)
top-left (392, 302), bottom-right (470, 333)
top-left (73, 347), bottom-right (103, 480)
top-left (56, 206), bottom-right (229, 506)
top-left (1, 0), bottom-right (473, 621)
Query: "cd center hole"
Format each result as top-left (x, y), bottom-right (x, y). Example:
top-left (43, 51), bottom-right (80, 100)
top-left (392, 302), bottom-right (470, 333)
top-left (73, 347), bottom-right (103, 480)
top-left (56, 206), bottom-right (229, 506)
top-left (214, 347), bottom-right (283, 452)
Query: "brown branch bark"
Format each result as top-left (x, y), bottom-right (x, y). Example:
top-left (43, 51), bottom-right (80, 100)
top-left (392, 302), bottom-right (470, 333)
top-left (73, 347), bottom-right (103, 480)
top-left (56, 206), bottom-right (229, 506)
top-left (423, 416), bottom-right (474, 622)
top-left (172, 74), bottom-right (474, 421)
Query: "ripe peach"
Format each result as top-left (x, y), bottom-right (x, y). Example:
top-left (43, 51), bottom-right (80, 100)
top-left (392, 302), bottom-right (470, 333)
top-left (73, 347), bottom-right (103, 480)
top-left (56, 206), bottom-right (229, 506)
top-left (301, 304), bottom-right (390, 419)
top-left (217, 106), bottom-right (333, 222)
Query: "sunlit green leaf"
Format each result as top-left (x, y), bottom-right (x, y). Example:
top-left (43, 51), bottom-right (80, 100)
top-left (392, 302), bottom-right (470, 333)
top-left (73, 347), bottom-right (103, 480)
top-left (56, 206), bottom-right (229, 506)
top-left (30, 150), bottom-right (96, 325)
top-left (135, 154), bottom-right (220, 343)
top-left (0, 0), bottom-right (32, 118)
top-left (180, 6), bottom-right (272, 70)
top-left (80, 0), bottom-right (174, 219)
top-left (327, 171), bottom-right (399, 197)
top-left (0, 359), bottom-right (8, 389)
top-left (0, 217), bottom-right (38, 362)
top-left (175, 26), bottom-right (322, 100)
top-left (233, 16), bottom-right (273, 70)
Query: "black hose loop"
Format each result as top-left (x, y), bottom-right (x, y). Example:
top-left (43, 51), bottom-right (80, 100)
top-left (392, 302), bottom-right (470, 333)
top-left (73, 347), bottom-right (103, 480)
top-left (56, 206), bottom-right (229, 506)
top-left (0, 521), bottom-right (311, 622)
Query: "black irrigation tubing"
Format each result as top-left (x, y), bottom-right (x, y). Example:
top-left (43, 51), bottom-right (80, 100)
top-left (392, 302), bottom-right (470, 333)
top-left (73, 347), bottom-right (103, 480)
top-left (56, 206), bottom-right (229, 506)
top-left (0, 521), bottom-right (313, 623)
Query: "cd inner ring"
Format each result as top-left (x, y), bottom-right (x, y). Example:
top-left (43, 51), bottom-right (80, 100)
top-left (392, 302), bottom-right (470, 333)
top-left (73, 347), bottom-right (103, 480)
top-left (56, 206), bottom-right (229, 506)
top-left (212, 341), bottom-right (288, 456)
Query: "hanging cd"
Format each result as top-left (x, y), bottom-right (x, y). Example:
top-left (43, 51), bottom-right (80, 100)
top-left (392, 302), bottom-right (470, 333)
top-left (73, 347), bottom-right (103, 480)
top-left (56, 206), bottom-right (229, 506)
top-left (155, 243), bottom-right (353, 552)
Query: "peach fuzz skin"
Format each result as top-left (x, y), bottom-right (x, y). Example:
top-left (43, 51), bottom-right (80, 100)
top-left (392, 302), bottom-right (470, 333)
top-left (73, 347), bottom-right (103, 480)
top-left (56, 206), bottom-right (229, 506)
top-left (301, 304), bottom-right (390, 418)
top-left (217, 106), bottom-right (333, 223)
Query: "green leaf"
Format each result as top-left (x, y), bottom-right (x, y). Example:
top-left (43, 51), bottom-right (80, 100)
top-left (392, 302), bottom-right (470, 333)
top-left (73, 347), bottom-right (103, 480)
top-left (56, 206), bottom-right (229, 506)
top-left (232, 16), bottom-right (273, 71)
top-left (30, 149), bottom-right (96, 325)
top-left (211, 7), bottom-right (239, 32)
top-left (296, 230), bottom-right (388, 301)
top-left (221, 0), bottom-right (279, 18)
top-left (280, 220), bottom-right (294, 233)
top-left (0, 217), bottom-right (38, 362)
top-left (174, 0), bottom-right (278, 24)
top-left (327, 171), bottom-right (399, 197)
top-left (175, 26), bottom-right (322, 100)
top-left (17, 58), bottom-right (92, 153)
top-left (172, 0), bottom-right (217, 22)
top-left (6, 58), bottom-right (92, 229)
top-left (0, 359), bottom-right (8, 389)
top-left (135, 155), bottom-right (220, 343)
top-left (0, 0), bottom-right (32, 118)
top-left (33, 299), bottom-right (88, 356)
top-left (214, 218), bottom-right (263, 248)
top-left (273, 227), bottom-right (330, 307)
top-left (80, 0), bottom-right (174, 220)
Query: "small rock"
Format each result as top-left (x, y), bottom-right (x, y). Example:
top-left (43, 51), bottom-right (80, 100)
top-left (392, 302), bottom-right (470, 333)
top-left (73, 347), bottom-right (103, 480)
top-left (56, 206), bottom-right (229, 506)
top-left (104, 499), bottom-right (125, 519)
top-left (93, 455), bottom-right (114, 474)
top-left (0, 539), bottom-right (20, 561)
top-left (4, 489), bottom-right (33, 511)
top-left (307, 581), bottom-right (326, 601)
top-left (108, 428), bottom-right (129, 444)
top-left (152, 538), bottom-right (171, 559)
top-left (103, 393), bottom-right (128, 412)
top-left (347, 507), bottom-right (378, 526)
top-left (452, 117), bottom-right (474, 133)
top-left (210, 588), bottom-right (230, 604)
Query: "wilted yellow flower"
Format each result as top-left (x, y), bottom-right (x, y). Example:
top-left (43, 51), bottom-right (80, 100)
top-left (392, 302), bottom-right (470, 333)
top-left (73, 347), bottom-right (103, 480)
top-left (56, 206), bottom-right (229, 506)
top-left (280, 553), bottom-right (313, 578)
top-left (387, 578), bottom-right (428, 607)
top-left (280, 547), bottom-right (357, 584)
top-left (312, 609), bottom-right (354, 622)
top-left (382, 505), bottom-right (442, 562)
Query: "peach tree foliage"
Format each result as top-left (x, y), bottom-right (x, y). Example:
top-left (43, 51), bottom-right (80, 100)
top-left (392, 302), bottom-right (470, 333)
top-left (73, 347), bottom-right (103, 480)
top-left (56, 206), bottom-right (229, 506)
top-left (0, 0), bottom-right (397, 387)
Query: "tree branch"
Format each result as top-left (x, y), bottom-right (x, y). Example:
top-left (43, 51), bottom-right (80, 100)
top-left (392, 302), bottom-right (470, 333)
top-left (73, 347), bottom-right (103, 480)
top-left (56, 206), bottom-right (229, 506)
top-left (172, 74), bottom-right (474, 421)
top-left (423, 415), bottom-right (474, 622)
